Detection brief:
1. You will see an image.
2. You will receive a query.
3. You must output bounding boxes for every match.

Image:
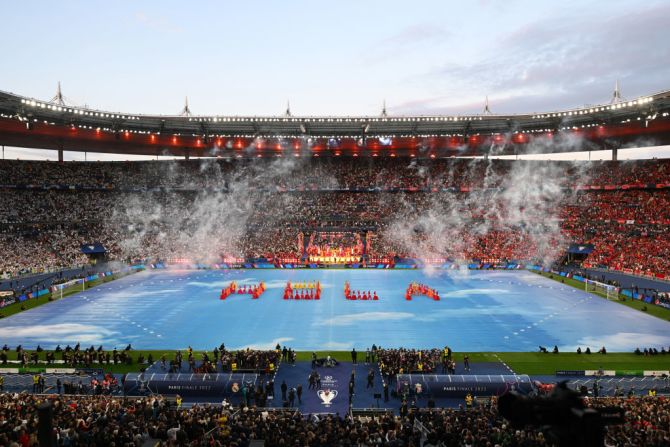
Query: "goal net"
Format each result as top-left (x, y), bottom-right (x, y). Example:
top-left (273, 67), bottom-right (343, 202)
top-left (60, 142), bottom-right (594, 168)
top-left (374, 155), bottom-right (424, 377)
top-left (53, 278), bottom-right (85, 299)
top-left (584, 279), bottom-right (619, 300)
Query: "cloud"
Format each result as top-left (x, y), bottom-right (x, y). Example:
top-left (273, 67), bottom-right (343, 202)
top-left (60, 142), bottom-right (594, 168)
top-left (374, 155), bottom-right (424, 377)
top-left (134, 12), bottom-right (183, 34)
top-left (315, 312), bottom-right (415, 327)
top-left (446, 288), bottom-right (511, 298)
top-left (0, 324), bottom-right (116, 345)
top-left (103, 289), bottom-right (180, 299)
top-left (395, 3), bottom-right (670, 114)
top-left (379, 23), bottom-right (451, 48)
top-left (412, 306), bottom-right (542, 322)
top-left (361, 22), bottom-right (452, 66)
top-left (320, 341), bottom-right (354, 350)
top-left (564, 332), bottom-right (670, 352)
top-left (232, 337), bottom-right (294, 350)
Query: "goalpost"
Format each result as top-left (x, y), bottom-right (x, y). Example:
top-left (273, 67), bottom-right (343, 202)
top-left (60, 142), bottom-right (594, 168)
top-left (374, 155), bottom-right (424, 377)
top-left (584, 279), bottom-right (619, 301)
top-left (55, 278), bottom-right (86, 299)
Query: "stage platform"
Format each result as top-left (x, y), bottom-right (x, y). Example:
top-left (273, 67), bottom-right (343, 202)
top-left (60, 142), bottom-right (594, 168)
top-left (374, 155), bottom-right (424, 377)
top-left (123, 360), bottom-right (534, 412)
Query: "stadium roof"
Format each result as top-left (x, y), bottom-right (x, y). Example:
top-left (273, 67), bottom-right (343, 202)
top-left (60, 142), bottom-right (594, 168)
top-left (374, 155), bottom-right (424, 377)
top-left (1, 88), bottom-right (670, 158)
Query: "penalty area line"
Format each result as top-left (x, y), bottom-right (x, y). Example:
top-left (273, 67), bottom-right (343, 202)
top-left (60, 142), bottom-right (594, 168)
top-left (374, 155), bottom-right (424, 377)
top-left (493, 354), bottom-right (516, 375)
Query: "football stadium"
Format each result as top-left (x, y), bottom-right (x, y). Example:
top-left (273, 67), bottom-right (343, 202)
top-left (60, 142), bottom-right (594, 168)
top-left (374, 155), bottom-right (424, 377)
top-left (1, 2), bottom-right (670, 446)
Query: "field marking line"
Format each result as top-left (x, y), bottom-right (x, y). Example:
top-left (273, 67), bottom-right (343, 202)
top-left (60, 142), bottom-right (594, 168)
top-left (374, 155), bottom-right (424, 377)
top-left (493, 354), bottom-right (516, 375)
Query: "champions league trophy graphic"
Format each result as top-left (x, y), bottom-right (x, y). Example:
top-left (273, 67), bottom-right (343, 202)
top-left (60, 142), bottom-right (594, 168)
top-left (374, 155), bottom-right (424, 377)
top-left (318, 389), bottom-right (338, 407)
top-left (318, 375), bottom-right (339, 407)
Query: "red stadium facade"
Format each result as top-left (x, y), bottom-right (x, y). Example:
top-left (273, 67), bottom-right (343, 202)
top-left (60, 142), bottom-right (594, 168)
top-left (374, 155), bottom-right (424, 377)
top-left (1, 88), bottom-right (670, 159)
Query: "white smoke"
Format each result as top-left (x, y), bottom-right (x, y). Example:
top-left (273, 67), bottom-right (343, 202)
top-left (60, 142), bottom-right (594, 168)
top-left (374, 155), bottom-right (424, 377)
top-left (104, 132), bottom-right (605, 268)
top-left (108, 156), bottom-right (328, 262)
top-left (381, 132), bottom-right (594, 270)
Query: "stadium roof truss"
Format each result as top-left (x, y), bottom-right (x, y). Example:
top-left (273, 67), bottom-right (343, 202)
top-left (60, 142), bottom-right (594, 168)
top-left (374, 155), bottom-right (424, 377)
top-left (1, 88), bottom-right (670, 158)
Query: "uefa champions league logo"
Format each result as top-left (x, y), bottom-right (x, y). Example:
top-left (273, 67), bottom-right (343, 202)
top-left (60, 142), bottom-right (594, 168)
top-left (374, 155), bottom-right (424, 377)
top-left (318, 376), bottom-right (338, 406)
top-left (318, 389), bottom-right (337, 406)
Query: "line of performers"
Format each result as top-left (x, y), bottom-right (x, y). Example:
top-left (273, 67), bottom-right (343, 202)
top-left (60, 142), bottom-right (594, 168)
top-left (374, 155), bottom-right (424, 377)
top-left (405, 282), bottom-right (440, 301)
top-left (220, 281), bottom-right (267, 300)
top-left (220, 281), bottom-right (237, 300)
top-left (284, 280), bottom-right (321, 300)
top-left (344, 281), bottom-right (379, 301)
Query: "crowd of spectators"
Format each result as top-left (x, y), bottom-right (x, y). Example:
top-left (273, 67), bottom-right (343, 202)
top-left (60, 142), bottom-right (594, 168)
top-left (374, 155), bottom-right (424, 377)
top-left (0, 391), bottom-right (668, 446)
top-left (588, 396), bottom-right (670, 446)
top-left (2, 158), bottom-right (669, 190)
top-left (224, 347), bottom-right (281, 372)
top-left (1, 158), bottom-right (670, 278)
top-left (0, 344), bottom-right (281, 374)
top-left (0, 229), bottom-right (86, 278)
top-left (377, 348), bottom-right (449, 377)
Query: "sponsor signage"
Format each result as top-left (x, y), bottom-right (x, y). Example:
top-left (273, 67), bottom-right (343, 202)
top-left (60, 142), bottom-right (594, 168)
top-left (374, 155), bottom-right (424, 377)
top-left (0, 297), bottom-right (16, 307)
top-left (77, 368), bottom-right (104, 376)
top-left (46, 368), bottom-right (76, 374)
top-left (123, 372), bottom-right (257, 397)
top-left (396, 374), bottom-right (533, 398)
top-left (615, 370), bottom-right (644, 377)
top-left (585, 370), bottom-right (616, 376)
